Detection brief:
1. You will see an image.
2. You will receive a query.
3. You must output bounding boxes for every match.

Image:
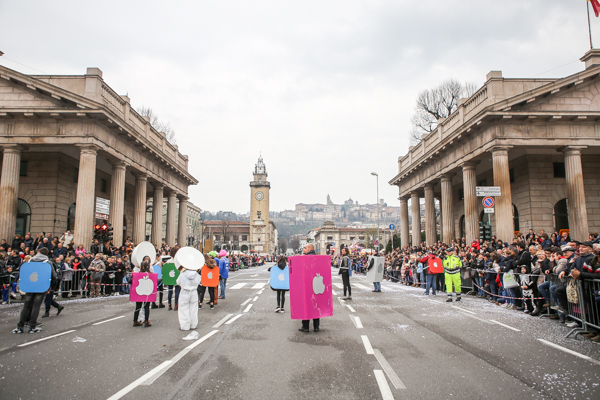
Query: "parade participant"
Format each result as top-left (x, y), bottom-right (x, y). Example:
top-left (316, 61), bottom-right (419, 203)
top-left (366, 252), bottom-right (383, 292)
top-left (176, 264), bottom-right (202, 330)
top-left (152, 255), bottom-right (165, 309)
top-left (443, 248), bottom-right (463, 302)
top-left (218, 250), bottom-right (230, 299)
top-left (12, 248), bottom-right (54, 333)
top-left (339, 247), bottom-right (352, 300)
top-left (299, 243), bottom-right (320, 332)
top-left (166, 248), bottom-right (181, 311)
top-left (269, 255), bottom-right (289, 313)
top-left (198, 255), bottom-right (219, 310)
top-left (133, 259), bottom-right (153, 327)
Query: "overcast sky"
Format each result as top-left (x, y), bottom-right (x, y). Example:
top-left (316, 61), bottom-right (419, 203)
top-left (1, 1), bottom-right (598, 213)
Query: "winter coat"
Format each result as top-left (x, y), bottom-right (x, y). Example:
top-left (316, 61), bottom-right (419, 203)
top-left (219, 257), bottom-right (230, 279)
top-left (61, 262), bottom-right (73, 281)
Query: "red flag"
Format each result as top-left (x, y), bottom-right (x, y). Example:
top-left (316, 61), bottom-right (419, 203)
top-left (590, 0), bottom-right (600, 17)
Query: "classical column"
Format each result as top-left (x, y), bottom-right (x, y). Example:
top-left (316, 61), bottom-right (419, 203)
top-left (133, 173), bottom-right (147, 245)
top-left (178, 195), bottom-right (188, 246)
top-left (492, 147), bottom-right (514, 242)
top-left (424, 185), bottom-right (436, 246)
top-left (400, 196), bottom-right (409, 248)
top-left (0, 146), bottom-right (22, 242)
top-left (563, 146), bottom-right (589, 241)
top-left (410, 191), bottom-right (421, 246)
top-left (151, 184), bottom-right (164, 247)
top-left (462, 163), bottom-right (479, 245)
top-left (166, 191), bottom-right (177, 247)
top-left (440, 175), bottom-right (455, 244)
top-left (73, 145), bottom-right (98, 248)
top-left (108, 161), bottom-right (128, 247)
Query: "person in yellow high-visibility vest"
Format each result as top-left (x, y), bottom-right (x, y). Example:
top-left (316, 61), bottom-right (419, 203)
top-left (443, 249), bottom-right (463, 303)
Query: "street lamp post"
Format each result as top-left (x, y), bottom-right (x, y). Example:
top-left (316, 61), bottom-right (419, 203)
top-left (371, 172), bottom-right (379, 252)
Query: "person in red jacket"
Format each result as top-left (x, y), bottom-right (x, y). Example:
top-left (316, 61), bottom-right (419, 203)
top-left (421, 252), bottom-right (444, 295)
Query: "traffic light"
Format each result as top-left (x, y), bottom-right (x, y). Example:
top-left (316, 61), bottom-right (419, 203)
top-left (479, 222), bottom-right (492, 241)
top-left (93, 224), bottom-right (102, 240)
top-left (106, 223), bottom-right (113, 242)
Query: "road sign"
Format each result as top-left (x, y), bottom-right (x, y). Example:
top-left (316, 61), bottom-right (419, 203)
top-left (476, 186), bottom-right (501, 197)
top-left (95, 197), bottom-right (110, 220)
top-left (374, 240), bottom-right (379, 246)
top-left (484, 208), bottom-right (495, 214)
top-left (389, 224), bottom-right (395, 230)
top-left (482, 197), bottom-right (495, 208)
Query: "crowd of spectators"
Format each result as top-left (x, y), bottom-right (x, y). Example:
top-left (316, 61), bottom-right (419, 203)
top-left (332, 230), bottom-right (600, 342)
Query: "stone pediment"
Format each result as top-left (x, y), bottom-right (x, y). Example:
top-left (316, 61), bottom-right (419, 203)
top-left (512, 79), bottom-right (600, 113)
top-left (0, 78), bottom-right (72, 110)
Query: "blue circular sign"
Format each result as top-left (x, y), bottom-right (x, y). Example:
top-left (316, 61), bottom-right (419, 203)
top-left (483, 197), bottom-right (494, 208)
top-left (389, 224), bottom-right (395, 230)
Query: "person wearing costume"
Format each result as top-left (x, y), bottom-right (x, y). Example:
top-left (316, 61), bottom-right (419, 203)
top-left (198, 255), bottom-right (219, 310)
top-left (133, 258), bottom-right (154, 327)
top-left (299, 244), bottom-right (320, 332)
top-left (176, 263), bottom-right (201, 330)
top-left (269, 255), bottom-right (289, 313)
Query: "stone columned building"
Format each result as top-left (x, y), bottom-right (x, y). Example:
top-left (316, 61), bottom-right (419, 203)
top-left (0, 65), bottom-right (198, 248)
top-left (389, 50), bottom-right (600, 246)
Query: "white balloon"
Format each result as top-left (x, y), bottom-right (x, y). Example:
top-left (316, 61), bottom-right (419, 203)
top-left (174, 247), bottom-right (205, 271)
top-left (131, 242), bottom-right (157, 267)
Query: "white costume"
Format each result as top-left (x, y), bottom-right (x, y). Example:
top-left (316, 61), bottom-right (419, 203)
top-left (176, 269), bottom-right (202, 330)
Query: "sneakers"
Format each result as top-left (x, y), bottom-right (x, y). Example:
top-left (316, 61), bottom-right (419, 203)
top-left (198, 304), bottom-right (202, 310)
top-left (279, 309), bottom-right (285, 313)
top-left (446, 297), bottom-right (453, 303)
top-left (456, 296), bottom-right (461, 302)
top-left (10, 292), bottom-right (17, 299)
top-left (209, 304), bottom-right (214, 310)
top-left (57, 305), bottom-right (64, 315)
top-left (12, 327), bottom-right (23, 334)
top-left (566, 321), bottom-right (580, 328)
top-left (275, 307), bottom-right (281, 313)
top-left (1, 301), bottom-right (6, 305)
top-left (29, 326), bottom-right (42, 333)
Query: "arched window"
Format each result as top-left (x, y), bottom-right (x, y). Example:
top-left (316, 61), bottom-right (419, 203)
top-left (513, 204), bottom-right (520, 232)
top-left (146, 205), bottom-right (153, 241)
top-left (16, 199), bottom-right (31, 235)
top-left (554, 199), bottom-right (569, 232)
top-left (241, 245), bottom-right (249, 252)
top-left (459, 215), bottom-right (465, 239)
top-left (67, 203), bottom-right (76, 232)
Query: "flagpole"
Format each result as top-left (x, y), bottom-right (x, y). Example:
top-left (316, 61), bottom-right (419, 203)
top-left (588, 1), bottom-right (594, 49)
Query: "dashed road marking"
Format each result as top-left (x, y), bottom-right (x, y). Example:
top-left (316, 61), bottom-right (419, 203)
top-left (354, 316), bottom-right (363, 329)
top-left (361, 335), bottom-right (374, 355)
top-left (354, 283), bottom-right (371, 290)
top-left (92, 315), bottom-right (126, 325)
top-left (374, 349), bottom-right (406, 389)
top-left (251, 274), bottom-right (259, 277)
top-left (244, 304), bottom-right (253, 313)
top-left (373, 369), bottom-right (394, 400)
top-left (538, 339), bottom-right (600, 365)
top-left (349, 314), bottom-right (357, 328)
top-left (346, 304), bottom-right (356, 313)
top-left (212, 314), bottom-right (234, 328)
top-left (253, 296), bottom-right (258, 302)
top-left (230, 283), bottom-right (247, 290)
top-left (490, 319), bottom-right (521, 332)
top-left (337, 297), bottom-right (346, 306)
top-left (451, 306), bottom-right (475, 315)
top-left (225, 314), bottom-right (243, 325)
top-left (251, 283), bottom-right (266, 289)
top-left (241, 298), bottom-right (252, 306)
top-left (17, 329), bottom-right (77, 348)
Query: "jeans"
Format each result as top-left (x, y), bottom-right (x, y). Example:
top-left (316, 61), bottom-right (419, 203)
top-left (18, 292), bottom-right (45, 328)
top-left (550, 284), bottom-right (559, 305)
top-left (425, 274), bottom-right (437, 295)
top-left (419, 272), bottom-right (425, 287)
top-left (219, 278), bottom-right (227, 298)
top-left (538, 281), bottom-right (551, 304)
top-left (505, 288), bottom-right (516, 305)
top-left (167, 285), bottom-right (181, 305)
top-left (489, 278), bottom-right (498, 301)
top-left (2, 282), bottom-right (17, 302)
top-left (373, 282), bottom-right (381, 291)
top-left (45, 291), bottom-right (60, 312)
top-left (476, 277), bottom-right (484, 296)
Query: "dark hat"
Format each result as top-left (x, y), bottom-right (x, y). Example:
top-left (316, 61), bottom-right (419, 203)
top-left (561, 245), bottom-right (575, 252)
top-left (86, 251), bottom-right (92, 254)
top-left (581, 241), bottom-right (594, 248)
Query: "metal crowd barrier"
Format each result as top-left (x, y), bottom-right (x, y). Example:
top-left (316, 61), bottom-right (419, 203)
top-left (567, 278), bottom-right (600, 338)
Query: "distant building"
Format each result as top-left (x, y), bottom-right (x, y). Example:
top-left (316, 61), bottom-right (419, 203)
top-left (310, 221), bottom-right (392, 255)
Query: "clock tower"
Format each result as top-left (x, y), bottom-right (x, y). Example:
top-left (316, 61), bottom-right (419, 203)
top-left (250, 156), bottom-right (271, 253)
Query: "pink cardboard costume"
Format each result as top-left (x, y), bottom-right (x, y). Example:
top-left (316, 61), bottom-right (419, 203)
top-left (289, 255), bottom-right (333, 320)
top-left (129, 273), bottom-right (158, 302)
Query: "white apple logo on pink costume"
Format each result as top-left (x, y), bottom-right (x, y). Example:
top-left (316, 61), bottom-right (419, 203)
top-left (312, 273), bottom-right (325, 295)
top-left (136, 276), bottom-right (153, 296)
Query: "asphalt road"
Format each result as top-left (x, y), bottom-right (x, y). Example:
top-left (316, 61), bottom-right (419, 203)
top-left (1, 263), bottom-right (599, 400)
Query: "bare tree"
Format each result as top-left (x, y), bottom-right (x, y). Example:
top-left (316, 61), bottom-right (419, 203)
top-left (409, 79), bottom-right (478, 145)
top-left (289, 237), bottom-right (300, 251)
top-left (218, 220), bottom-right (232, 249)
top-left (278, 237), bottom-right (288, 253)
top-left (136, 106), bottom-right (177, 145)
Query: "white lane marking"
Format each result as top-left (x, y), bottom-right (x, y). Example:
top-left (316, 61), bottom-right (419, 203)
top-left (241, 298), bottom-right (252, 306)
top-left (230, 283), bottom-right (246, 290)
top-left (332, 290), bottom-right (338, 295)
top-left (346, 304), bottom-right (356, 313)
top-left (333, 283), bottom-right (343, 289)
top-left (244, 304), bottom-right (253, 313)
top-left (538, 339), bottom-right (600, 365)
top-left (17, 330), bottom-right (77, 347)
top-left (92, 315), bottom-right (126, 325)
top-left (374, 349), bottom-right (406, 389)
top-left (349, 314), bottom-right (357, 328)
top-left (141, 330), bottom-right (219, 386)
top-left (253, 296), bottom-right (258, 302)
top-left (490, 319), bottom-right (521, 332)
top-left (462, 313), bottom-right (494, 325)
top-left (251, 274), bottom-right (258, 277)
top-left (354, 283), bottom-right (371, 290)
top-left (354, 316), bottom-right (363, 329)
top-left (337, 297), bottom-right (346, 306)
top-left (252, 283), bottom-right (266, 289)
top-left (212, 314), bottom-right (234, 328)
top-left (451, 306), bottom-right (475, 315)
top-left (109, 330), bottom-right (219, 397)
top-left (373, 369), bottom-right (394, 400)
top-left (225, 314), bottom-right (243, 325)
top-left (361, 335), bottom-right (374, 355)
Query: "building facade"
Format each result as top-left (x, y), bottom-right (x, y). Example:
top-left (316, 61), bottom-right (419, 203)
top-left (389, 50), bottom-right (600, 246)
top-left (310, 221), bottom-right (392, 255)
top-left (145, 199), bottom-right (202, 247)
top-left (0, 66), bottom-right (198, 248)
top-left (249, 156), bottom-right (276, 253)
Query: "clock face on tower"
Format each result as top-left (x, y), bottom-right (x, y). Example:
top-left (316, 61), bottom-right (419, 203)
top-left (255, 191), bottom-right (264, 201)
